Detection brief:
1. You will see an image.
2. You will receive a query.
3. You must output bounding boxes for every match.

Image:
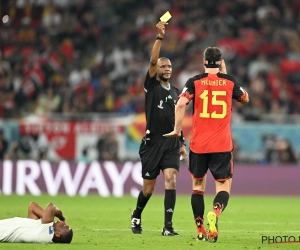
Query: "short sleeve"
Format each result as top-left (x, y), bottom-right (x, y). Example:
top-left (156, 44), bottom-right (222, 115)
top-left (35, 223), bottom-right (54, 243)
top-left (144, 71), bottom-right (157, 90)
top-left (179, 78), bottom-right (195, 101)
top-left (20, 222), bottom-right (54, 243)
top-left (232, 77), bottom-right (246, 101)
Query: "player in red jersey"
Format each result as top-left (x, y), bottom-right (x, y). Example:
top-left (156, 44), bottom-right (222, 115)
top-left (164, 47), bottom-right (249, 243)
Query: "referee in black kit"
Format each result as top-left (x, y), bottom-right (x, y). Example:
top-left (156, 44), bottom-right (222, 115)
top-left (131, 21), bottom-right (187, 236)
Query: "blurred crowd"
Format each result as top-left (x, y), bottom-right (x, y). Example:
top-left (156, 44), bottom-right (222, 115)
top-left (0, 0), bottom-right (300, 121)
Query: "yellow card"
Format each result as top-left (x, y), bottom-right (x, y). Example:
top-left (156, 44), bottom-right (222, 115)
top-left (160, 11), bottom-right (172, 22)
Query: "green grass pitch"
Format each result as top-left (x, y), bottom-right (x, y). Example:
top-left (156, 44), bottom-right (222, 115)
top-left (0, 194), bottom-right (299, 249)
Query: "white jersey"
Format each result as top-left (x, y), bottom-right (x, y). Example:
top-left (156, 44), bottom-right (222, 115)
top-left (0, 217), bottom-right (54, 243)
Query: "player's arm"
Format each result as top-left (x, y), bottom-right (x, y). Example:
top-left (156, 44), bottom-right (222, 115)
top-left (28, 202), bottom-right (44, 220)
top-left (179, 129), bottom-right (188, 161)
top-left (175, 88), bottom-right (187, 144)
top-left (239, 90), bottom-right (249, 104)
top-left (220, 61), bottom-right (248, 103)
top-left (174, 96), bottom-right (189, 134)
top-left (232, 78), bottom-right (249, 104)
top-left (164, 79), bottom-right (194, 138)
top-left (148, 21), bottom-right (167, 77)
top-left (164, 96), bottom-right (189, 138)
top-left (41, 203), bottom-right (65, 224)
top-left (236, 87), bottom-right (249, 104)
top-left (179, 143), bottom-right (187, 160)
top-left (179, 131), bottom-right (186, 146)
top-left (219, 59), bottom-right (227, 74)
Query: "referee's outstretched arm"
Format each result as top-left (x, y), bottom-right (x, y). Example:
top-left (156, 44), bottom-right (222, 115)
top-left (148, 21), bottom-right (168, 77)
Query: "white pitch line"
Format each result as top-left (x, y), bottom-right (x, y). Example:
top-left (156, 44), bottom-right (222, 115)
top-left (224, 221), bottom-right (300, 225)
top-left (74, 228), bottom-right (300, 233)
top-left (92, 219), bottom-right (300, 225)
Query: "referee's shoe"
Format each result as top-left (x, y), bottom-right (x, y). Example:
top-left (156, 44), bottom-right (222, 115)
top-left (131, 210), bottom-right (142, 234)
top-left (162, 227), bottom-right (179, 236)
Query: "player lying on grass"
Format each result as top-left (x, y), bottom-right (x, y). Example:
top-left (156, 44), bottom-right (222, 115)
top-left (0, 201), bottom-right (73, 243)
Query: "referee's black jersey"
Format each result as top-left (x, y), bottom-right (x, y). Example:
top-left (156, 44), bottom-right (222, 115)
top-left (143, 71), bottom-right (180, 137)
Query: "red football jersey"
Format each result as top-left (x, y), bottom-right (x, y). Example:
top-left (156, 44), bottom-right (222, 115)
top-left (180, 72), bottom-right (245, 153)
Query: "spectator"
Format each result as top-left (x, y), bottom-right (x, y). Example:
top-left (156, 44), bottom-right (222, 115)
top-left (275, 137), bottom-right (298, 164)
top-left (8, 141), bottom-right (23, 161)
top-left (96, 128), bottom-right (118, 161)
top-left (177, 61), bottom-right (201, 90)
top-left (0, 129), bottom-right (9, 160)
top-left (35, 87), bottom-right (61, 115)
top-left (77, 147), bottom-right (91, 163)
top-left (262, 134), bottom-right (298, 164)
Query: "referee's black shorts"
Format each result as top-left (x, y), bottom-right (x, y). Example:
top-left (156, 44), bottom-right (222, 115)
top-left (189, 150), bottom-right (233, 181)
top-left (139, 137), bottom-right (181, 180)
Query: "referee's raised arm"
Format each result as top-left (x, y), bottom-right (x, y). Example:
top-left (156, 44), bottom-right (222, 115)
top-left (148, 22), bottom-right (168, 77)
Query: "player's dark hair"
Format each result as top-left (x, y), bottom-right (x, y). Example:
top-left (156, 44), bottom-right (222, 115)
top-left (204, 47), bottom-right (222, 68)
top-left (53, 229), bottom-right (73, 244)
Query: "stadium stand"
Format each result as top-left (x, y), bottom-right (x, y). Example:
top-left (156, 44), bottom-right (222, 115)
top-left (0, 0), bottom-right (299, 121)
top-left (0, 0), bottom-right (300, 164)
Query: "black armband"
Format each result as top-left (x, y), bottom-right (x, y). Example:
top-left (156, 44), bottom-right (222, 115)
top-left (179, 131), bottom-right (186, 146)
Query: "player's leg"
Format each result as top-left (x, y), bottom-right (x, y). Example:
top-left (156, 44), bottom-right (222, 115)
top-left (207, 152), bottom-right (233, 243)
top-left (189, 150), bottom-right (209, 241)
top-left (228, 176), bottom-right (233, 192)
top-left (214, 180), bottom-right (230, 215)
top-left (213, 152), bottom-right (233, 216)
top-left (206, 180), bottom-right (230, 242)
top-left (191, 175), bottom-right (207, 241)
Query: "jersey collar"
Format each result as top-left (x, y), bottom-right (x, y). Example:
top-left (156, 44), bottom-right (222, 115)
top-left (160, 82), bottom-right (171, 90)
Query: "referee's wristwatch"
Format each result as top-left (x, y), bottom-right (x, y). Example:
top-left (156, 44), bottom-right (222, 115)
top-left (156, 35), bottom-right (163, 40)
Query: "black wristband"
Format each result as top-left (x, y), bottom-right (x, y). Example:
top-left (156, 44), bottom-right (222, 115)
top-left (156, 35), bottom-right (163, 40)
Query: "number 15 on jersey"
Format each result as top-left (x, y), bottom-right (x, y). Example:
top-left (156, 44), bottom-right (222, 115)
top-left (199, 90), bottom-right (227, 119)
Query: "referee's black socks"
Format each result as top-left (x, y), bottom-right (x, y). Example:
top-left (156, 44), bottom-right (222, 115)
top-left (134, 191), bottom-right (151, 218)
top-left (164, 189), bottom-right (176, 228)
